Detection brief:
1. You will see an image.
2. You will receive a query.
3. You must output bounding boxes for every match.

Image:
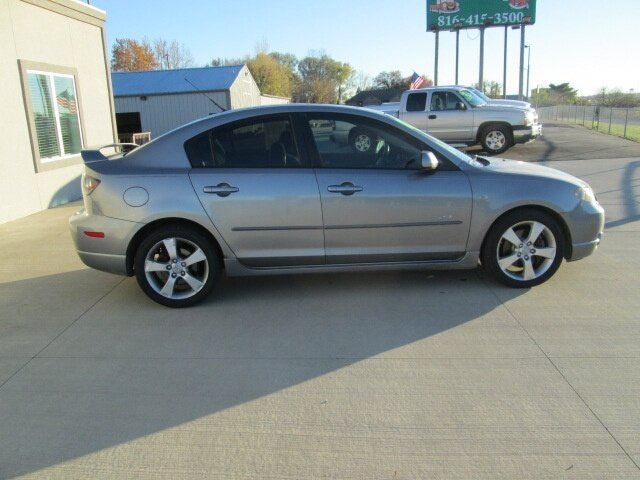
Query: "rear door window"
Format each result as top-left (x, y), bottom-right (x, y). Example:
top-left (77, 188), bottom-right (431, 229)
top-left (406, 92), bottom-right (427, 112)
top-left (185, 115), bottom-right (301, 168)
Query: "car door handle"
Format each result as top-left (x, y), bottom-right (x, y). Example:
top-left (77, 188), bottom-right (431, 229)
top-left (203, 183), bottom-right (239, 197)
top-left (428, 114), bottom-right (437, 119)
top-left (327, 182), bottom-right (363, 196)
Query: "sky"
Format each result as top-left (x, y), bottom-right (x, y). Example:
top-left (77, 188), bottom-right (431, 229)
top-left (89, 0), bottom-right (640, 97)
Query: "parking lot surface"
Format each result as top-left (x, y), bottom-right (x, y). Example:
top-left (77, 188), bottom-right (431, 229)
top-left (1, 124), bottom-right (639, 478)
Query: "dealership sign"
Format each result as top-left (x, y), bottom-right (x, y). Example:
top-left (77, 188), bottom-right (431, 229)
top-left (427, 0), bottom-right (536, 31)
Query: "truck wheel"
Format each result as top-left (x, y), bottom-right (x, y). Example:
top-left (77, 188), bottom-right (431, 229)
top-left (480, 124), bottom-right (512, 155)
top-left (349, 128), bottom-right (373, 153)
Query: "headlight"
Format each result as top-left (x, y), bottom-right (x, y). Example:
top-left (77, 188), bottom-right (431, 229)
top-left (577, 185), bottom-right (597, 204)
top-left (524, 111), bottom-right (535, 126)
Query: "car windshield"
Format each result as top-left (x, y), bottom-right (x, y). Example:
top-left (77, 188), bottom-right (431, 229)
top-left (457, 89), bottom-right (487, 107)
top-left (471, 88), bottom-right (491, 102)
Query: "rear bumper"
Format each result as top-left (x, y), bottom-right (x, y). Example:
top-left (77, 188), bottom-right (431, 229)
top-left (513, 123), bottom-right (542, 144)
top-left (76, 251), bottom-right (128, 275)
top-left (69, 208), bottom-right (140, 275)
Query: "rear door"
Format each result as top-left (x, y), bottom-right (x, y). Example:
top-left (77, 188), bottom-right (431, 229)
top-left (187, 114), bottom-right (324, 267)
top-left (400, 91), bottom-right (428, 132)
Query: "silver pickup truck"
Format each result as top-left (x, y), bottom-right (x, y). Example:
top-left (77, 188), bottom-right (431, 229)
top-left (364, 86), bottom-right (541, 155)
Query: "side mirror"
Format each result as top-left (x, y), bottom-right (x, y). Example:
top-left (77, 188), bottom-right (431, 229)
top-left (421, 151), bottom-right (439, 171)
top-left (455, 102), bottom-right (467, 111)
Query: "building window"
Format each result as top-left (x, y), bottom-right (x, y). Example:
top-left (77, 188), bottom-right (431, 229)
top-left (26, 70), bottom-right (83, 162)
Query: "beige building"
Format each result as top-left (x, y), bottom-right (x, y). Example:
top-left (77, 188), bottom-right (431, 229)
top-left (113, 66), bottom-right (290, 140)
top-left (0, 0), bottom-right (116, 224)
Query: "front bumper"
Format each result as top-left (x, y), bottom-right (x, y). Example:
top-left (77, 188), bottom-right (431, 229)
top-left (69, 208), bottom-right (141, 276)
top-left (563, 200), bottom-right (605, 262)
top-left (513, 123), bottom-right (542, 144)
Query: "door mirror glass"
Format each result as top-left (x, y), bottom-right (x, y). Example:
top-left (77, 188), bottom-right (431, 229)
top-left (421, 151), bottom-right (439, 171)
top-left (455, 102), bottom-right (466, 111)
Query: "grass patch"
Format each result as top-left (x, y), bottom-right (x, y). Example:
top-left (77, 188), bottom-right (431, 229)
top-left (584, 122), bottom-right (640, 142)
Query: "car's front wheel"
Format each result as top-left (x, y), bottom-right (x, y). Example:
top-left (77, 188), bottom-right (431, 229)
top-left (481, 209), bottom-right (565, 288)
top-left (134, 225), bottom-right (220, 307)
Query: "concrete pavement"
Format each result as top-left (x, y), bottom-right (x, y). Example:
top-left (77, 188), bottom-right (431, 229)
top-left (0, 126), bottom-right (639, 478)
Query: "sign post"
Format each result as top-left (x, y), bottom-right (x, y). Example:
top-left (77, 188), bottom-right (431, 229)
top-left (427, 0), bottom-right (536, 94)
top-left (503, 26), bottom-right (508, 98)
top-left (518, 25), bottom-right (526, 100)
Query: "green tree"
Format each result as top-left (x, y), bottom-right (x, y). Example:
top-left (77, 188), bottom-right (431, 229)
top-left (476, 80), bottom-right (502, 98)
top-left (269, 52), bottom-right (298, 71)
top-left (548, 83), bottom-right (578, 103)
top-left (111, 38), bottom-right (158, 71)
top-left (246, 52), bottom-right (294, 98)
top-left (334, 62), bottom-right (354, 104)
top-left (596, 87), bottom-right (640, 107)
top-left (530, 87), bottom-right (552, 107)
top-left (294, 54), bottom-right (354, 103)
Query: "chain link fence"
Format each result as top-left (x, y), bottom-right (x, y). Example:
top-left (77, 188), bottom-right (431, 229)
top-left (537, 105), bottom-right (640, 142)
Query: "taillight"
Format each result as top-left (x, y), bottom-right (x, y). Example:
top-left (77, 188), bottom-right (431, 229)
top-left (82, 174), bottom-right (101, 195)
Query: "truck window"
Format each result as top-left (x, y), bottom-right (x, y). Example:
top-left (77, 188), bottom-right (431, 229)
top-left (431, 92), bottom-right (465, 111)
top-left (445, 92), bottom-right (464, 110)
top-left (430, 92), bottom-right (446, 111)
top-left (406, 92), bottom-right (427, 112)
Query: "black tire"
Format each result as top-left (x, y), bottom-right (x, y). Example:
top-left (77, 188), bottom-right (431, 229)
top-left (134, 224), bottom-right (221, 307)
top-left (481, 209), bottom-right (565, 288)
top-left (349, 128), bottom-right (374, 154)
top-left (480, 124), bottom-right (513, 155)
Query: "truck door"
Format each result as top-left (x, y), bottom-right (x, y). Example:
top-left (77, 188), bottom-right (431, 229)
top-left (401, 92), bottom-right (428, 132)
top-left (426, 91), bottom-right (474, 143)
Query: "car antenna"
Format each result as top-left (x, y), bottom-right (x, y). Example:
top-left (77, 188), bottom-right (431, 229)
top-left (183, 77), bottom-right (227, 112)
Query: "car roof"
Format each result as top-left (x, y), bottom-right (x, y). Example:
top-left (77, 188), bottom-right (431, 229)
top-left (125, 104), bottom-right (398, 169)
top-left (162, 103), bottom-right (389, 138)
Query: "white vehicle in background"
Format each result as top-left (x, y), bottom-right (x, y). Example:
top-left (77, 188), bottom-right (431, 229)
top-left (360, 86), bottom-right (541, 155)
top-left (465, 86), bottom-right (532, 109)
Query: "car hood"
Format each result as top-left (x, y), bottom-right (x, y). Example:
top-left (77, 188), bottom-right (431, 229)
top-left (486, 99), bottom-right (532, 109)
top-left (476, 104), bottom-right (529, 114)
top-left (480, 157), bottom-right (588, 187)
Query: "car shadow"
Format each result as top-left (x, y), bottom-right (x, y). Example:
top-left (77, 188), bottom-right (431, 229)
top-left (0, 267), bottom-right (526, 477)
top-left (47, 175), bottom-right (81, 208)
top-left (604, 160), bottom-right (640, 229)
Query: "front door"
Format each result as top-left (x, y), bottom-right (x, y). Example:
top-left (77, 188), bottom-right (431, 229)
top-left (426, 91), bottom-right (474, 142)
top-left (304, 113), bottom-right (473, 264)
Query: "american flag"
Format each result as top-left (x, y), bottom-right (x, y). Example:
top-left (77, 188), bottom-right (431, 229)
top-left (57, 93), bottom-right (77, 114)
top-left (409, 72), bottom-right (425, 90)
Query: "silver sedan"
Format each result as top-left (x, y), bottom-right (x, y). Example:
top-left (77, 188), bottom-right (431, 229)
top-left (70, 105), bottom-right (604, 307)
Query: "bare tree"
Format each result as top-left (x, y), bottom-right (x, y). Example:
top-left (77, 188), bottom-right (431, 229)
top-left (153, 39), bottom-right (194, 70)
top-left (373, 71), bottom-right (409, 89)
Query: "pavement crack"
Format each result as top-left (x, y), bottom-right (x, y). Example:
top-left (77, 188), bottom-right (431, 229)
top-left (0, 278), bottom-right (125, 391)
top-left (482, 279), bottom-right (640, 472)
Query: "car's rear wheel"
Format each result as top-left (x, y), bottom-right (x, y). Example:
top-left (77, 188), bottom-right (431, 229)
top-left (481, 209), bottom-right (565, 288)
top-left (134, 225), bottom-right (220, 307)
top-left (480, 124), bottom-right (512, 155)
